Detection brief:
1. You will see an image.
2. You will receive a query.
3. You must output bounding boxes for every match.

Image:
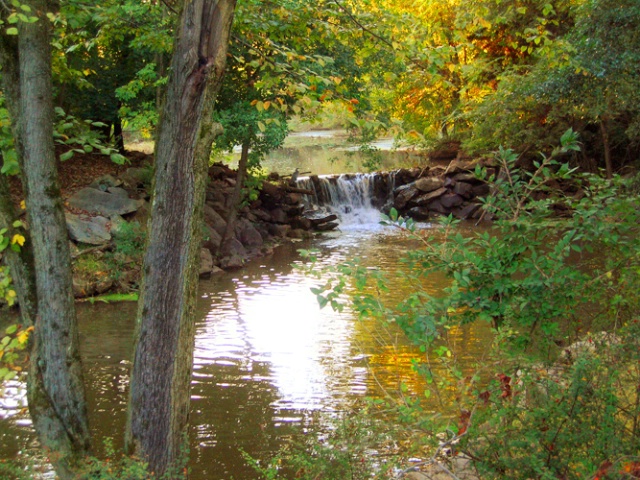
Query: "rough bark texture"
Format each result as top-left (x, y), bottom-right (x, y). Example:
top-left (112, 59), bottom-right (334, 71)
top-left (0, 32), bottom-right (37, 325)
top-left (16, 0), bottom-right (92, 476)
top-left (125, 0), bottom-right (236, 474)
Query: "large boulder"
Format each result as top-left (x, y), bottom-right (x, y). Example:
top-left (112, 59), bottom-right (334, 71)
top-left (393, 183), bottom-right (418, 210)
top-left (203, 203), bottom-right (227, 236)
top-left (65, 213), bottom-right (111, 245)
top-left (235, 218), bottom-right (263, 248)
top-left (68, 187), bottom-right (143, 217)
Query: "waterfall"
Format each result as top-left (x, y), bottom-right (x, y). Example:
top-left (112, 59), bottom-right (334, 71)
top-left (297, 173), bottom-right (392, 227)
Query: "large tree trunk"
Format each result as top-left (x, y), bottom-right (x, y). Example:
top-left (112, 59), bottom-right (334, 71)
top-left (125, 0), bottom-right (236, 475)
top-left (16, 0), bottom-right (92, 477)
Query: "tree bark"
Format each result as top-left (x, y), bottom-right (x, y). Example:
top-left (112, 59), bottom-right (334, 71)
top-left (219, 141), bottom-right (249, 252)
top-left (125, 0), bottom-right (236, 475)
top-left (599, 118), bottom-right (613, 179)
top-left (16, 0), bottom-right (92, 476)
top-left (0, 32), bottom-right (37, 326)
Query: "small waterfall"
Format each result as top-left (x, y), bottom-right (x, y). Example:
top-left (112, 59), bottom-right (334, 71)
top-left (297, 173), bottom-right (392, 227)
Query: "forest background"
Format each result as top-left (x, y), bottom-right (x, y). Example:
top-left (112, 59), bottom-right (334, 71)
top-left (0, 0), bottom-right (639, 478)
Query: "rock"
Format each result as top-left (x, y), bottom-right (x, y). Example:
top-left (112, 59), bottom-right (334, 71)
top-left (65, 213), bottom-right (111, 245)
top-left (440, 193), bottom-right (464, 208)
top-left (471, 184), bottom-right (491, 197)
top-left (219, 238), bottom-right (247, 269)
top-left (90, 174), bottom-right (122, 190)
top-left (393, 183), bottom-right (418, 210)
top-left (306, 213), bottom-right (338, 226)
top-left (68, 187), bottom-right (143, 217)
top-left (453, 172), bottom-right (480, 183)
top-left (199, 248), bottom-right (214, 278)
top-left (287, 228), bottom-right (311, 239)
top-left (270, 208), bottom-right (288, 224)
top-left (314, 221), bottom-right (339, 231)
top-left (119, 167), bottom-right (151, 188)
top-left (252, 208), bottom-right (272, 223)
top-left (453, 181), bottom-right (474, 199)
top-left (291, 217), bottom-right (313, 230)
top-left (236, 219), bottom-right (263, 247)
top-left (415, 176), bottom-right (444, 193)
top-left (203, 225), bottom-right (222, 252)
top-left (106, 186), bottom-right (130, 198)
top-left (453, 203), bottom-right (481, 220)
top-left (414, 187), bottom-right (447, 206)
top-left (203, 203), bottom-right (227, 236)
top-left (407, 207), bottom-right (431, 221)
top-left (72, 275), bottom-right (114, 298)
top-left (268, 224), bottom-right (291, 237)
top-left (428, 199), bottom-right (449, 215)
top-left (108, 215), bottom-right (128, 236)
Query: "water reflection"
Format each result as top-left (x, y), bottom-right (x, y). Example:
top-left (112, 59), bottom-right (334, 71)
top-left (0, 223), bottom-right (492, 479)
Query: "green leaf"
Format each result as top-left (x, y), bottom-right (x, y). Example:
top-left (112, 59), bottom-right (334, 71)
top-left (5, 27), bottom-right (18, 35)
top-left (110, 153), bottom-right (127, 165)
top-left (59, 150), bottom-right (74, 161)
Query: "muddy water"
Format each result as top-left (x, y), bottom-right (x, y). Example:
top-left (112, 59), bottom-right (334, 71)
top-left (0, 221), bottom-right (492, 479)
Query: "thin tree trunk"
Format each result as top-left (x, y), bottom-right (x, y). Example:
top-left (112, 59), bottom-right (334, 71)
top-left (125, 0), bottom-right (236, 475)
top-left (219, 141), bottom-right (249, 252)
top-left (599, 118), bottom-right (613, 179)
top-left (1, 5), bottom-right (91, 477)
top-left (0, 32), bottom-right (37, 326)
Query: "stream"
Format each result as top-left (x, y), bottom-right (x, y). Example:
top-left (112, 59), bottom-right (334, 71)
top-left (0, 135), bottom-right (493, 479)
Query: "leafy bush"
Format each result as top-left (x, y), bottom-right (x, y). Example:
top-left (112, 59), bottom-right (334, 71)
top-left (302, 131), bottom-right (640, 478)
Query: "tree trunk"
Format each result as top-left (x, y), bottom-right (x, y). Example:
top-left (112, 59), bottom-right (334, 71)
top-left (0, 32), bottom-right (37, 326)
top-left (17, 0), bottom-right (92, 476)
top-left (599, 118), bottom-right (613, 179)
top-left (125, 0), bottom-right (236, 475)
top-left (219, 141), bottom-right (249, 252)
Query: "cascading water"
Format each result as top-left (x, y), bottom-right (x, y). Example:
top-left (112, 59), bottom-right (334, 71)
top-left (297, 173), bottom-right (394, 229)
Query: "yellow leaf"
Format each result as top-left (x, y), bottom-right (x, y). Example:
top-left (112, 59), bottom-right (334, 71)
top-left (7, 290), bottom-right (16, 298)
top-left (263, 101), bottom-right (271, 110)
top-left (17, 331), bottom-right (29, 344)
top-left (11, 234), bottom-right (25, 246)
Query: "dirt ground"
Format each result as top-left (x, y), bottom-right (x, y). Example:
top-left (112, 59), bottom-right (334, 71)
top-left (8, 147), bottom-right (152, 205)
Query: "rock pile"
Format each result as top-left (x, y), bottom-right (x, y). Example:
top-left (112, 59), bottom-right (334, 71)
top-left (389, 160), bottom-right (494, 221)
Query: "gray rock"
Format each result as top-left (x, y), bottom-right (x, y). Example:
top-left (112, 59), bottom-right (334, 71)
top-left (415, 176), bottom-right (444, 193)
top-left (440, 193), bottom-right (464, 208)
top-left (203, 203), bottom-right (227, 236)
top-left (65, 213), bottom-right (111, 245)
top-left (394, 183), bottom-right (418, 210)
top-left (199, 248), bottom-right (214, 278)
top-left (453, 203), bottom-right (481, 220)
top-left (68, 187), bottom-right (143, 216)
top-left (236, 219), bottom-right (263, 247)
top-left (203, 225), bottom-right (222, 253)
top-left (270, 208), bottom-right (288, 224)
top-left (90, 174), bottom-right (122, 190)
top-left (268, 224), bottom-right (292, 237)
top-left (453, 181), bottom-right (474, 199)
top-left (472, 183), bottom-right (491, 197)
top-left (414, 187), bottom-right (447, 206)
top-left (119, 167), bottom-right (151, 188)
top-left (428, 199), bottom-right (449, 215)
top-left (407, 207), bottom-right (431, 221)
top-left (107, 186), bottom-right (130, 198)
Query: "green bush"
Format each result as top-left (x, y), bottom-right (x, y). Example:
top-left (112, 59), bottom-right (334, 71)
top-left (302, 131), bottom-right (640, 478)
